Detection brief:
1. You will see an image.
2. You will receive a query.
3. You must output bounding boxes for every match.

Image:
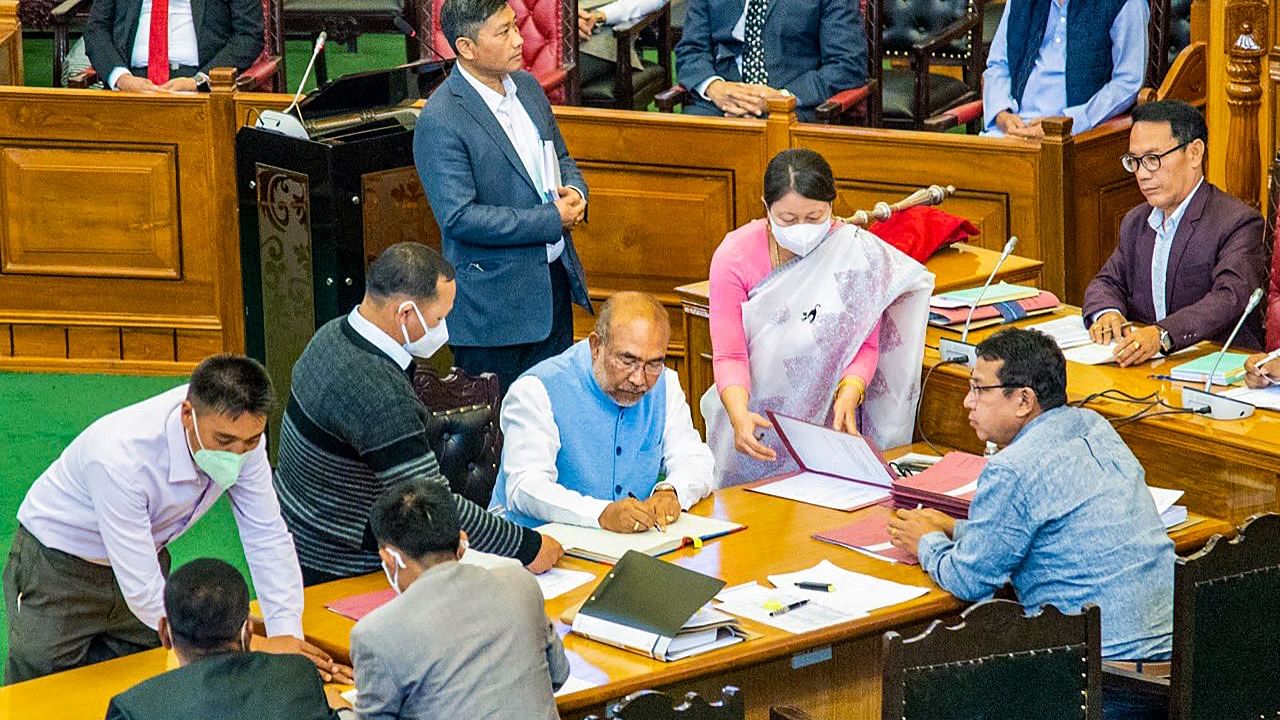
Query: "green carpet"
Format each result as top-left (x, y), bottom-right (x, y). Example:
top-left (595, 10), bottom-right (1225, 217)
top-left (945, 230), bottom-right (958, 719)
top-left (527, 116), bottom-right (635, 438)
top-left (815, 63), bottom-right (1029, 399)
top-left (0, 371), bottom-right (260, 669)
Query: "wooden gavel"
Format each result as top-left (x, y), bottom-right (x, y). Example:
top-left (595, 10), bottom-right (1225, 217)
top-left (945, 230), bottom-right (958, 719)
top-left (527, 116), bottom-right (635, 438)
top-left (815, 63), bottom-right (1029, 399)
top-left (838, 184), bottom-right (957, 227)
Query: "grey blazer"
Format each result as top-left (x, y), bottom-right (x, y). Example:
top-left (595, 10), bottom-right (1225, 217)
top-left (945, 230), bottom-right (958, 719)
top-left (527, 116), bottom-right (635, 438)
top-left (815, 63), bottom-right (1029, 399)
top-left (350, 561), bottom-right (569, 720)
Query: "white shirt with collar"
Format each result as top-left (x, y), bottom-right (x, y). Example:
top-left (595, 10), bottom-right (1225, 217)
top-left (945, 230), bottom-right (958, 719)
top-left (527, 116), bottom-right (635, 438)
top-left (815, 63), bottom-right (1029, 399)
top-left (348, 305), bottom-right (413, 370)
top-left (498, 368), bottom-right (714, 527)
top-left (453, 62), bottom-right (586, 262)
top-left (108, 0), bottom-right (201, 90)
top-left (16, 384), bottom-right (304, 637)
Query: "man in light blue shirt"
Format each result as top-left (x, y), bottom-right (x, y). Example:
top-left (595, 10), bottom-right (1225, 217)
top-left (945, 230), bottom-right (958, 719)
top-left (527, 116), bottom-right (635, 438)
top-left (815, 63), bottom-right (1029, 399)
top-left (983, 0), bottom-right (1147, 137)
top-left (889, 328), bottom-right (1174, 720)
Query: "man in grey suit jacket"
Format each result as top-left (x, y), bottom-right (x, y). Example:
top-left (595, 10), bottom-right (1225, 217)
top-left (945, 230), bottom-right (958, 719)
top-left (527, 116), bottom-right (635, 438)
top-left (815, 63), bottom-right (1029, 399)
top-left (1083, 100), bottom-right (1265, 366)
top-left (675, 0), bottom-right (866, 121)
top-left (415, 0), bottom-right (592, 393)
top-left (351, 479), bottom-right (569, 720)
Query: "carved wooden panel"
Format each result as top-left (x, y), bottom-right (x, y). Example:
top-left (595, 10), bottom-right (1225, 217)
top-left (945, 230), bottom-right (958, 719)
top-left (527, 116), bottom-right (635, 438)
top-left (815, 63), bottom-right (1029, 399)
top-left (361, 166), bottom-right (435, 264)
top-left (0, 146), bottom-right (181, 279)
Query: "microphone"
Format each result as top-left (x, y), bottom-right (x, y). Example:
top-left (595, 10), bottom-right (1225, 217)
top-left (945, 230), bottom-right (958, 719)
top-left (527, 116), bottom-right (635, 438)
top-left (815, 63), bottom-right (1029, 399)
top-left (1180, 287), bottom-right (1265, 420)
top-left (255, 32), bottom-right (327, 139)
top-left (393, 14), bottom-right (417, 38)
top-left (938, 236), bottom-right (1019, 368)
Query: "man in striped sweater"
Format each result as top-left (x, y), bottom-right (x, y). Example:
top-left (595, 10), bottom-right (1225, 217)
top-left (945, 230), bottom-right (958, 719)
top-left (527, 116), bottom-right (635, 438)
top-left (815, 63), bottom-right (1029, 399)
top-left (274, 243), bottom-right (563, 585)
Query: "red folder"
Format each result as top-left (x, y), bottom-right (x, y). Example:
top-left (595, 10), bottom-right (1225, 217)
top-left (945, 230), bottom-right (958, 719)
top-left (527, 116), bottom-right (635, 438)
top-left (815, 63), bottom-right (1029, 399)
top-left (890, 452), bottom-right (986, 518)
top-left (325, 588), bottom-right (396, 621)
top-left (813, 514), bottom-right (919, 565)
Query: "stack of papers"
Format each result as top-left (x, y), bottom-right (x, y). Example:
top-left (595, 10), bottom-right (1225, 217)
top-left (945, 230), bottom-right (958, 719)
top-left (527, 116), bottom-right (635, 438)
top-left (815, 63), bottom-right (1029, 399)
top-left (1026, 316), bottom-right (1125, 365)
top-left (929, 290), bottom-right (1060, 330)
top-left (714, 582), bottom-right (860, 634)
top-left (812, 514), bottom-right (918, 564)
top-left (1223, 383), bottom-right (1280, 411)
top-left (890, 452), bottom-right (986, 518)
top-left (931, 282), bottom-right (1041, 309)
top-left (767, 560), bottom-right (929, 617)
top-left (538, 513), bottom-right (744, 564)
top-left (1169, 353), bottom-right (1249, 386)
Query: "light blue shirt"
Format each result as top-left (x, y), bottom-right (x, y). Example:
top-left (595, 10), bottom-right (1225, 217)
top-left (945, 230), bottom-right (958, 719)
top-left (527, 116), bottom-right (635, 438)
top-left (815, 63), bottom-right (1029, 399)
top-left (982, 0), bottom-right (1148, 135)
top-left (917, 406), bottom-right (1175, 660)
top-left (1147, 178), bottom-right (1205, 321)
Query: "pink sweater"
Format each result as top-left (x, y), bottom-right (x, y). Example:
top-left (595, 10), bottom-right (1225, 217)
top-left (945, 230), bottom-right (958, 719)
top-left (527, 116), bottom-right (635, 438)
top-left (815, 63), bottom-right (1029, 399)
top-left (709, 218), bottom-right (880, 393)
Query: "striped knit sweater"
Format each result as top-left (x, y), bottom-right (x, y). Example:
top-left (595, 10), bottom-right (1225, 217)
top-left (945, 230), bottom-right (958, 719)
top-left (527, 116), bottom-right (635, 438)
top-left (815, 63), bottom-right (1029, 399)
top-left (274, 318), bottom-right (541, 578)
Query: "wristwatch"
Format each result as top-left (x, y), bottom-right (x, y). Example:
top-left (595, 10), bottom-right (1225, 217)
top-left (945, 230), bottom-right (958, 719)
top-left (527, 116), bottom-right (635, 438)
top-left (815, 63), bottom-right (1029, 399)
top-left (1158, 327), bottom-right (1173, 354)
top-left (194, 71), bottom-right (212, 92)
top-left (652, 482), bottom-right (677, 496)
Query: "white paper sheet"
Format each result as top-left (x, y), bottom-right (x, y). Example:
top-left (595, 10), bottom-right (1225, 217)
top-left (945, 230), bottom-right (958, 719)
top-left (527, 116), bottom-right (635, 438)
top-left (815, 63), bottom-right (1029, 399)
top-left (772, 414), bottom-right (894, 485)
top-left (767, 560), bottom-right (929, 616)
top-left (749, 471), bottom-right (890, 511)
top-left (555, 676), bottom-right (600, 697)
top-left (1222, 384), bottom-right (1280, 411)
top-left (714, 582), bottom-right (861, 634)
top-left (1026, 315), bottom-right (1093, 349)
top-left (1146, 486), bottom-right (1184, 516)
top-left (461, 550), bottom-right (595, 600)
top-left (538, 513), bottom-right (743, 562)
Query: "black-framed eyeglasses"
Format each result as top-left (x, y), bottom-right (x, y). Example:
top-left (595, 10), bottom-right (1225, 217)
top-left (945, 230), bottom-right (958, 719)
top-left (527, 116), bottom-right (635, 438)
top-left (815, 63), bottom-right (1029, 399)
top-left (966, 382), bottom-right (1022, 396)
top-left (1120, 141), bottom-right (1190, 173)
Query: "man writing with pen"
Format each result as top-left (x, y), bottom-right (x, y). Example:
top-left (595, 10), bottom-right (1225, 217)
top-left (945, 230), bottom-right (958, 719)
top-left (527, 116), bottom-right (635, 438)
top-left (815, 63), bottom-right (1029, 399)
top-left (489, 292), bottom-right (715, 532)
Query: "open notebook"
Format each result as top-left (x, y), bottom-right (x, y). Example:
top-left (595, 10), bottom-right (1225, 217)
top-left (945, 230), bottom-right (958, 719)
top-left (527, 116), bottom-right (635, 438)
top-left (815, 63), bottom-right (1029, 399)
top-left (747, 412), bottom-right (897, 511)
top-left (538, 513), bottom-right (744, 564)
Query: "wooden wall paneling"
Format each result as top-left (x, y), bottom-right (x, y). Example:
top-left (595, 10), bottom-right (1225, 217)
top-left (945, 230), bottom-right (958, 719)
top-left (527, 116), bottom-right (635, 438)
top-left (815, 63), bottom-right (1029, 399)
top-left (66, 327), bottom-right (122, 360)
top-left (11, 324), bottom-right (66, 359)
top-left (208, 71), bottom-right (248, 356)
top-left (122, 328), bottom-right (177, 362)
top-left (176, 329), bottom-right (226, 363)
top-left (0, 0), bottom-right (18, 87)
top-left (0, 323), bottom-right (9, 355)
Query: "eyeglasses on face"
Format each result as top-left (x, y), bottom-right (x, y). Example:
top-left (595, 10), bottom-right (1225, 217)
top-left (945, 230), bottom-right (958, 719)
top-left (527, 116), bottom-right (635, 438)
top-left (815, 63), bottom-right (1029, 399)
top-left (1120, 140), bottom-right (1190, 173)
top-left (606, 349), bottom-right (666, 377)
top-left (966, 382), bottom-right (1021, 396)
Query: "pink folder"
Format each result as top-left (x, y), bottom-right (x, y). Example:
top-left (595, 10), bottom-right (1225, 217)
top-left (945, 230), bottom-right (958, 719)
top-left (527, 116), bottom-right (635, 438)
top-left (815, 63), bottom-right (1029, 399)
top-left (325, 588), bottom-right (396, 621)
top-left (813, 514), bottom-right (918, 565)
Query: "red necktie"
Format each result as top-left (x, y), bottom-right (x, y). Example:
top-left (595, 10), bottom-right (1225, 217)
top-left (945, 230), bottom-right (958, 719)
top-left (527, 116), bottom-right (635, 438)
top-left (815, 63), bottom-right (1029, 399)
top-left (147, 0), bottom-right (170, 85)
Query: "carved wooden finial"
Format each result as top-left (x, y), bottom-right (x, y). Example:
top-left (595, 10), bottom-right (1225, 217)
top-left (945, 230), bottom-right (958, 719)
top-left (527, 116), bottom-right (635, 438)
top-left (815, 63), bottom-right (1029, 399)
top-left (209, 67), bottom-right (238, 93)
top-left (1223, 0), bottom-right (1267, 208)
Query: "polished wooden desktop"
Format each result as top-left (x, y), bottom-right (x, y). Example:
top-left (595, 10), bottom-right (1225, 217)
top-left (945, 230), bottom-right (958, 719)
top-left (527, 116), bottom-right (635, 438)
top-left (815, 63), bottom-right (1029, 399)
top-left (275, 444), bottom-right (1229, 720)
top-left (919, 306), bottom-right (1280, 523)
top-left (675, 243), bottom-right (1045, 434)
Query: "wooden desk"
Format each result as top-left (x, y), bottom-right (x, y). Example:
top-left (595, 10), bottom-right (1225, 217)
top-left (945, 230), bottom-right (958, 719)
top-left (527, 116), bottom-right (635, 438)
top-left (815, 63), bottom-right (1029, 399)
top-left (675, 243), bottom-right (1045, 434)
top-left (0, 646), bottom-right (173, 719)
top-left (918, 307), bottom-right (1280, 523)
top-left (276, 444), bottom-right (1228, 720)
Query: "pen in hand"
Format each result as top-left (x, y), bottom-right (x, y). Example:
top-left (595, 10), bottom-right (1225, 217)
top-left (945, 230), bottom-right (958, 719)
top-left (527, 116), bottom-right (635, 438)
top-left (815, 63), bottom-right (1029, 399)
top-left (626, 492), bottom-right (665, 533)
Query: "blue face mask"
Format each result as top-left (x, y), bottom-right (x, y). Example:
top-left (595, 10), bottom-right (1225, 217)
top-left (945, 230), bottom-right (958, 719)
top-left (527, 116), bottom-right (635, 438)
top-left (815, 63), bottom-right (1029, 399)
top-left (188, 411), bottom-right (247, 491)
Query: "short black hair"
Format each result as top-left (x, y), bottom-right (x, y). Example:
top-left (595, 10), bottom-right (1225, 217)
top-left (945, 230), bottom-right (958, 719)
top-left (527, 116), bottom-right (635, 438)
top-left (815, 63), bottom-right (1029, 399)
top-left (188, 355), bottom-right (273, 418)
top-left (1131, 100), bottom-right (1208, 152)
top-left (441, 0), bottom-right (509, 53)
top-left (975, 328), bottom-right (1067, 411)
top-left (763, 148), bottom-right (837, 206)
top-left (366, 242), bottom-right (456, 302)
top-left (369, 479), bottom-right (461, 561)
top-left (164, 558), bottom-right (249, 653)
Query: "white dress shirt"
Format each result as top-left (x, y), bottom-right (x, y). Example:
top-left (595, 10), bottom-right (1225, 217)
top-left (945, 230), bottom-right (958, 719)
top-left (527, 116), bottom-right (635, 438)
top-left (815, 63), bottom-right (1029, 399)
top-left (498, 369), bottom-right (714, 527)
top-left (454, 62), bottom-right (588, 263)
top-left (108, 0), bottom-right (201, 89)
top-left (16, 384), bottom-right (305, 637)
top-left (348, 305), bottom-right (413, 370)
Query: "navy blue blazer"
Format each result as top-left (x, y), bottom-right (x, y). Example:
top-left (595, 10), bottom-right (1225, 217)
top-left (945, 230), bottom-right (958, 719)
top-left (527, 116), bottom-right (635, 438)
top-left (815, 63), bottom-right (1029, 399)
top-left (675, 0), bottom-right (867, 110)
top-left (414, 69), bottom-right (592, 348)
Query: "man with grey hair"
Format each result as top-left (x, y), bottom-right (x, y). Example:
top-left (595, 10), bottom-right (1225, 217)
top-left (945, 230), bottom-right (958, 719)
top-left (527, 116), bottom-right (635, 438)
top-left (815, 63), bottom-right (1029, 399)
top-left (274, 242), bottom-right (563, 586)
top-left (490, 291), bottom-right (715, 532)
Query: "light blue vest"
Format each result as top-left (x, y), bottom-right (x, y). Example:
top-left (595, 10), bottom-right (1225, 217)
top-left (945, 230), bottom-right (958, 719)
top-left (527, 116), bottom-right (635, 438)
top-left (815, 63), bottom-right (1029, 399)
top-left (493, 340), bottom-right (667, 527)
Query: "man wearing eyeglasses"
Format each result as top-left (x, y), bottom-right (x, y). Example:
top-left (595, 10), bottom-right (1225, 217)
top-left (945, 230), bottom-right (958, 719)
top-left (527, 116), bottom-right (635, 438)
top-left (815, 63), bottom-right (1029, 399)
top-left (888, 329), bottom-right (1175, 720)
top-left (490, 292), bottom-right (714, 532)
top-left (1082, 100), bottom-right (1266, 366)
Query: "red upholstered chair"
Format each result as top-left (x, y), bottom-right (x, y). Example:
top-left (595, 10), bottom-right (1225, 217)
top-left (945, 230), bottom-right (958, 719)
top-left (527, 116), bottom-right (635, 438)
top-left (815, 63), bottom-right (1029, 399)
top-left (53, 0), bottom-right (286, 91)
top-left (417, 0), bottom-right (580, 104)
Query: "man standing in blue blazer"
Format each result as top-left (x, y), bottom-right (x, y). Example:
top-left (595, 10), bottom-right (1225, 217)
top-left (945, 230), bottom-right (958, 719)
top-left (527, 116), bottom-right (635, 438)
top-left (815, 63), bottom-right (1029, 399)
top-left (675, 0), bottom-right (866, 122)
top-left (415, 0), bottom-right (592, 392)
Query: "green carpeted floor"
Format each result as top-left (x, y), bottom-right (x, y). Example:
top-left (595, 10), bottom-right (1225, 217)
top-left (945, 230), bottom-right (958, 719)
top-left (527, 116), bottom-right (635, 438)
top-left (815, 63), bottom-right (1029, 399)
top-left (0, 371), bottom-right (260, 669)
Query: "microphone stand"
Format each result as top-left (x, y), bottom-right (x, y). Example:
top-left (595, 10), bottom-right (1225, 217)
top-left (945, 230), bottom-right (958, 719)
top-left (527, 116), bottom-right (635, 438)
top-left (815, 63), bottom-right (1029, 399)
top-left (937, 236), bottom-right (1019, 368)
top-left (1180, 288), bottom-right (1265, 421)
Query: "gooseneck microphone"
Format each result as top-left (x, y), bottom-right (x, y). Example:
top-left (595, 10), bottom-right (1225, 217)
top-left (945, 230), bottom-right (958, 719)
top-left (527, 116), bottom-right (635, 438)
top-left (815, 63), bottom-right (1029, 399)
top-left (938, 236), bottom-right (1019, 368)
top-left (255, 32), bottom-right (327, 139)
top-left (1180, 287), bottom-right (1265, 420)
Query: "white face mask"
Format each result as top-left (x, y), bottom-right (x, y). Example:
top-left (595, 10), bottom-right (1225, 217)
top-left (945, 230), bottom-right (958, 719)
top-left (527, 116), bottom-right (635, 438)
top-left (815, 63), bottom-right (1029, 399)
top-left (399, 301), bottom-right (449, 359)
top-left (767, 207), bottom-right (833, 257)
top-left (381, 547), bottom-right (407, 595)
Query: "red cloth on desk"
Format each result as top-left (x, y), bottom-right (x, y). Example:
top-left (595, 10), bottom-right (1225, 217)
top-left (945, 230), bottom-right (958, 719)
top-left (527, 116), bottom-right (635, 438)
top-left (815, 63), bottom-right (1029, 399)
top-left (869, 206), bottom-right (980, 263)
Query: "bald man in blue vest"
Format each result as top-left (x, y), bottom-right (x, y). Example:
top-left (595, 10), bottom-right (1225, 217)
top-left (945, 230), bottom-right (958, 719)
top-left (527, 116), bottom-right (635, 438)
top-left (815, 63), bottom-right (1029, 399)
top-left (490, 292), bottom-right (715, 533)
top-left (982, 0), bottom-right (1148, 138)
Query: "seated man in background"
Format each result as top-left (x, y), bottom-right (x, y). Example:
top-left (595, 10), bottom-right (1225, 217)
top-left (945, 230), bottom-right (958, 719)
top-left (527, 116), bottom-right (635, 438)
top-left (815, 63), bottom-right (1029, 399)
top-left (491, 292), bottom-right (714, 532)
top-left (1243, 239), bottom-right (1280, 387)
top-left (888, 329), bottom-right (1173, 720)
top-left (578, 0), bottom-right (668, 88)
top-left (1083, 100), bottom-right (1266, 365)
top-left (274, 242), bottom-right (562, 586)
top-left (351, 479), bottom-right (568, 720)
top-left (84, 0), bottom-right (262, 92)
top-left (5, 355), bottom-right (342, 685)
top-left (674, 0), bottom-right (866, 122)
top-left (982, 0), bottom-right (1146, 137)
top-left (106, 559), bottom-right (343, 720)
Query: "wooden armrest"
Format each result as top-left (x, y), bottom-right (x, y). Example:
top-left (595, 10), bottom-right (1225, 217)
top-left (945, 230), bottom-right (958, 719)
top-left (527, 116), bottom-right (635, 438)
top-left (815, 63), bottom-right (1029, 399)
top-left (654, 84), bottom-right (687, 112)
top-left (236, 56), bottom-right (281, 90)
top-left (1101, 665), bottom-right (1171, 697)
top-left (816, 83), bottom-right (871, 116)
top-left (51, 0), bottom-right (90, 20)
top-left (610, 6), bottom-right (664, 41)
top-left (769, 706), bottom-right (817, 720)
top-left (911, 11), bottom-right (983, 56)
top-left (922, 98), bottom-right (983, 131)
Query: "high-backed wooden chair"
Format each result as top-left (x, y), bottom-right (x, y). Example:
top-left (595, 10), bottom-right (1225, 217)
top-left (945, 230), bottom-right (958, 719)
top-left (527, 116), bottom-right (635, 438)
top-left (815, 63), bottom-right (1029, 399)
top-left (872, 0), bottom-right (986, 131)
top-left (412, 366), bottom-right (502, 508)
top-left (1146, 0), bottom-right (1193, 89)
top-left (416, 0), bottom-right (580, 103)
top-left (53, 0), bottom-right (286, 91)
top-left (1103, 513), bottom-right (1280, 720)
top-left (282, 0), bottom-right (416, 86)
top-left (1264, 150), bottom-right (1279, 350)
top-left (772, 600), bottom-right (1101, 720)
top-left (586, 686), bottom-right (743, 720)
top-left (579, 3), bottom-right (673, 111)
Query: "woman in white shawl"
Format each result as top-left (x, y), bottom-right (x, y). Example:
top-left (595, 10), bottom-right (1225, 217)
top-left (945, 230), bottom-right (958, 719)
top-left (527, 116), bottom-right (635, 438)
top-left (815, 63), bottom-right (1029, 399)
top-left (702, 149), bottom-right (935, 486)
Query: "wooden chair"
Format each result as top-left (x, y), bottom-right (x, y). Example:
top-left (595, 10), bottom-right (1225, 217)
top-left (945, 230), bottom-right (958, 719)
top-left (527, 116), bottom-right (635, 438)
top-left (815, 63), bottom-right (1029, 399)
top-left (772, 600), bottom-right (1101, 720)
top-left (872, 0), bottom-right (986, 131)
top-left (1103, 513), bottom-right (1280, 720)
top-left (53, 0), bottom-right (286, 91)
top-left (579, 3), bottom-right (673, 111)
top-left (23, 0), bottom-right (92, 85)
top-left (586, 686), bottom-right (743, 720)
top-left (415, 0), bottom-right (580, 103)
top-left (412, 366), bottom-right (503, 508)
top-left (1266, 153), bottom-right (1279, 350)
top-left (1146, 0), bottom-right (1193, 89)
